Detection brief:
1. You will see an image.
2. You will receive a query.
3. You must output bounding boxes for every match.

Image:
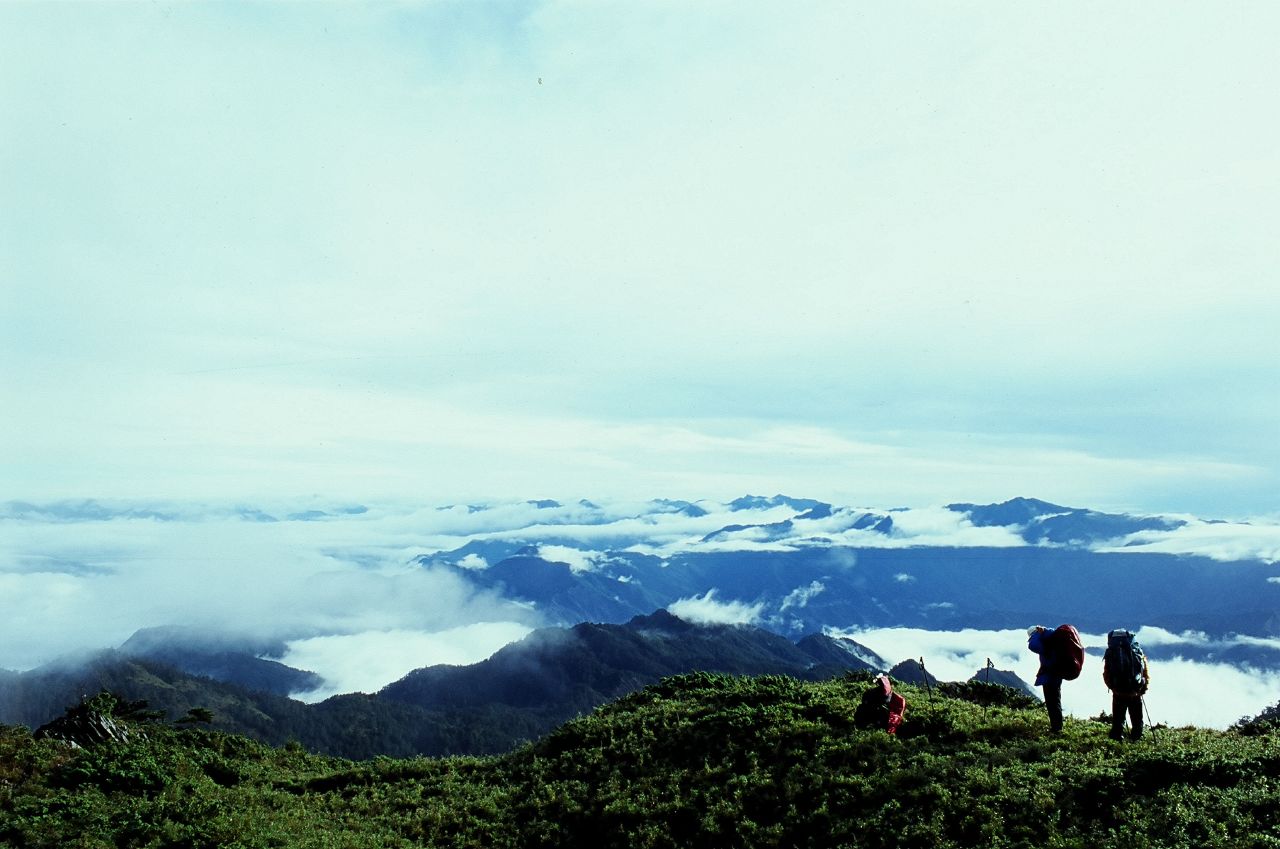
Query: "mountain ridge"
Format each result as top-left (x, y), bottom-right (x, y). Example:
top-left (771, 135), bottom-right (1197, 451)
top-left (1, 611), bottom-right (945, 759)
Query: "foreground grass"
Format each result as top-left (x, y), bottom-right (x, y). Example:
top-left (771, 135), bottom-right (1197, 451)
top-left (4, 672), bottom-right (1280, 848)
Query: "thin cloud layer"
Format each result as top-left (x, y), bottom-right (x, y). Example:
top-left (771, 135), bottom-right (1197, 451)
top-left (669, 590), bottom-right (765, 627)
top-left (4, 496), bottom-right (1279, 660)
top-left (1104, 520), bottom-right (1280, 564)
top-left (0, 507), bottom-right (536, 671)
top-left (419, 498), bottom-right (1280, 563)
top-left (281, 622), bottom-right (534, 702)
top-left (534, 545), bottom-right (606, 574)
top-left (780, 581), bottom-right (826, 612)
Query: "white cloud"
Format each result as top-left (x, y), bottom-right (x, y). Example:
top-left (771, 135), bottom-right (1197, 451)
top-left (1132, 626), bottom-right (1212, 648)
top-left (621, 502), bottom-right (1032, 557)
top-left (876, 507), bottom-right (1028, 548)
top-left (681, 539), bottom-right (801, 555)
top-left (456, 553), bottom-right (489, 571)
top-left (0, 509), bottom-right (537, 670)
top-left (1100, 519), bottom-right (1280, 564)
top-left (780, 581), bottom-right (825, 612)
top-left (281, 622), bottom-right (533, 702)
top-left (1132, 627), bottom-right (1280, 656)
top-left (830, 627), bottom-right (1033, 681)
top-left (669, 590), bottom-right (764, 627)
top-left (410, 499), bottom-right (842, 560)
top-left (1141, 659), bottom-right (1280, 731)
top-left (894, 573), bottom-right (916, 583)
top-left (535, 545), bottom-right (602, 574)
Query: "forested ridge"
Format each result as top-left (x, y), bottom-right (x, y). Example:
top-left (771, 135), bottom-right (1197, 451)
top-left (0, 612), bottom-right (882, 759)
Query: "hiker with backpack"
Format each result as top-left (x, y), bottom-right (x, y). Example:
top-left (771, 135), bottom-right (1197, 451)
top-left (1103, 629), bottom-right (1150, 741)
top-left (853, 674), bottom-right (906, 735)
top-left (1027, 624), bottom-right (1085, 733)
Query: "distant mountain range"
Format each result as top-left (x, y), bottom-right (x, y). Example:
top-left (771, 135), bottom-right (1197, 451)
top-left (413, 496), bottom-right (1278, 639)
top-left (5, 494), bottom-right (1279, 754)
top-left (947, 496), bottom-right (1186, 544)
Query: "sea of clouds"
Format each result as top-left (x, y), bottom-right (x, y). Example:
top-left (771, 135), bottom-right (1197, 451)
top-left (3, 497), bottom-right (1279, 726)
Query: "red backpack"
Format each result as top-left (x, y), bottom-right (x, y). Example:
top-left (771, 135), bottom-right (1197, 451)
top-left (1049, 624), bottom-right (1085, 680)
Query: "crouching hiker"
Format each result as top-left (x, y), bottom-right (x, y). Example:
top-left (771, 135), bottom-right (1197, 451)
top-left (1027, 624), bottom-right (1085, 733)
top-left (854, 674), bottom-right (906, 735)
top-left (1103, 629), bottom-right (1150, 741)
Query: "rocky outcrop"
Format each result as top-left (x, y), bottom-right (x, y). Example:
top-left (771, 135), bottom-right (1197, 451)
top-left (35, 702), bottom-right (132, 748)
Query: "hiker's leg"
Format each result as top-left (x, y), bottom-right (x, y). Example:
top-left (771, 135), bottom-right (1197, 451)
top-left (1044, 682), bottom-right (1063, 732)
top-left (1109, 693), bottom-right (1125, 739)
top-left (1128, 696), bottom-right (1143, 740)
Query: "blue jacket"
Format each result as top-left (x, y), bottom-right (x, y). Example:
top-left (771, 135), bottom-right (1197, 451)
top-left (1028, 628), bottom-right (1062, 687)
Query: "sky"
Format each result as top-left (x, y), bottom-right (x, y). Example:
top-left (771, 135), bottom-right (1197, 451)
top-left (3, 2), bottom-right (1280, 518)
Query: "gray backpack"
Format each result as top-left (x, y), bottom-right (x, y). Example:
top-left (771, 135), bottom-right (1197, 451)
top-left (1104, 629), bottom-right (1148, 692)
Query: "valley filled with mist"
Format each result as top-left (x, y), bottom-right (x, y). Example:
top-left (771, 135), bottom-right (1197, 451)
top-left (5, 494), bottom-right (1280, 744)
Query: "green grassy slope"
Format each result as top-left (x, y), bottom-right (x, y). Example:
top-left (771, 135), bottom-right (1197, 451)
top-left (3, 673), bottom-right (1280, 848)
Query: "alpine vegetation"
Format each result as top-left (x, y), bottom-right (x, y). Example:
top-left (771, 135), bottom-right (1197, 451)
top-left (6, 673), bottom-right (1280, 848)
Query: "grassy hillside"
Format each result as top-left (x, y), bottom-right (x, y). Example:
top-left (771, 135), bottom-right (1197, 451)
top-left (4, 672), bottom-right (1280, 848)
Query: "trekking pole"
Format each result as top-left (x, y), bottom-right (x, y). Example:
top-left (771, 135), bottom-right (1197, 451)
top-left (919, 657), bottom-right (933, 704)
top-left (1142, 696), bottom-right (1158, 741)
top-left (984, 658), bottom-right (993, 719)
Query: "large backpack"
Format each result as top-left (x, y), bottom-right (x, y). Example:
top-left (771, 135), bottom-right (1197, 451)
top-left (1049, 624), bottom-right (1085, 681)
top-left (1104, 630), bottom-right (1148, 692)
top-left (854, 675), bottom-right (907, 734)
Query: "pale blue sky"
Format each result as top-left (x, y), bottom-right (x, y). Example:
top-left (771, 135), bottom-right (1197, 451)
top-left (3, 2), bottom-right (1278, 516)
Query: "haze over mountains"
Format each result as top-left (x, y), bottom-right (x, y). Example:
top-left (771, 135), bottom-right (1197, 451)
top-left (416, 494), bottom-right (1278, 639)
top-left (3, 494), bottom-right (1280, 733)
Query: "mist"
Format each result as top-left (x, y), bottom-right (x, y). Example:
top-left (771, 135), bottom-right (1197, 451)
top-left (0, 502), bottom-right (539, 671)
